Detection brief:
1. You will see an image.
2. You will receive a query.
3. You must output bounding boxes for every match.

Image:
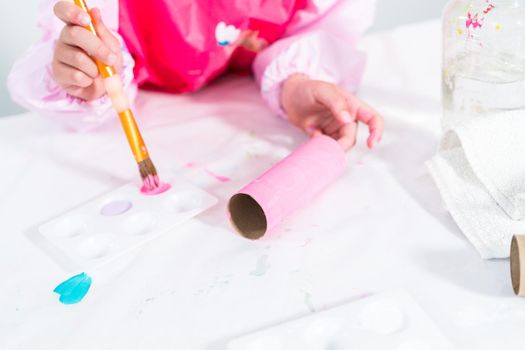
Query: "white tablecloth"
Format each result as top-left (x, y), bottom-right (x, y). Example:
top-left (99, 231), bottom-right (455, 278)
top-left (1, 21), bottom-right (524, 349)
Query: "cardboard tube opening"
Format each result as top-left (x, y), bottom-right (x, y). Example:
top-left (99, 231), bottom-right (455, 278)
top-left (511, 236), bottom-right (521, 295)
top-left (228, 193), bottom-right (267, 240)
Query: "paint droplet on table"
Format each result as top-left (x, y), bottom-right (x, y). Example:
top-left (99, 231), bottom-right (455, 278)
top-left (495, 24), bottom-right (501, 30)
top-left (250, 255), bottom-right (271, 277)
top-left (53, 272), bottom-right (92, 305)
top-left (301, 238), bottom-right (313, 247)
top-left (100, 200), bottom-right (133, 216)
top-left (304, 292), bottom-right (316, 313)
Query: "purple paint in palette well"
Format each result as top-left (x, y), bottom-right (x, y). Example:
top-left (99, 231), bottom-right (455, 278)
top-left (100, 200), bottom-right (133, 216)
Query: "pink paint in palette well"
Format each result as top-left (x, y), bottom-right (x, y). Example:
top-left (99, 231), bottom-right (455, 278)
top-left (140, 175), bottom-right (172, 196)
top-left (141, 182), bottom-right (171, 195)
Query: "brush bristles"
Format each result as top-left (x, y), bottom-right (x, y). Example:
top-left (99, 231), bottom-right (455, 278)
top-left (138, 158), bottom-right (159, 190)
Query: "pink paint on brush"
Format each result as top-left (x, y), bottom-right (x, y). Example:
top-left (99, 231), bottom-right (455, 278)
top-left (140, 175), bottom-right (171, 195)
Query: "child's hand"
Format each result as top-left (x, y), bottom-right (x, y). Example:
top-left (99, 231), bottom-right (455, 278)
top-left (282, 74), bottom-right (383, 151)
top-left (52, 2), bottom-right (123, 101)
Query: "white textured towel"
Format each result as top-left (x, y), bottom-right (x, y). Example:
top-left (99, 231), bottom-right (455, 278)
top-left (428, 113), bottom-right (525, 259)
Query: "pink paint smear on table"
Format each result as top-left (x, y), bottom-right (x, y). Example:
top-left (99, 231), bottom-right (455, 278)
top-left (185, 162), bottom-right (231, 183)
top-left (140, 175), bottom-right (171, 195)
top-left (204, 169), bottom-right (231, 183)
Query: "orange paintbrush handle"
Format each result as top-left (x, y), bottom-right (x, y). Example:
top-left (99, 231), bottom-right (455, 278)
top-left (73, 0), bottom-right (149, 163)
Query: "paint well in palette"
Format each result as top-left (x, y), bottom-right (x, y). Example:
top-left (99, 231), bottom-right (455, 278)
top-left (52, 215), bottom-right (86, 237)
top-left (359, 300), bottom-right (405, 335)
top-left (100, 200), bottom-right (133, 216)
top-left (140, 180), bottom-right (172, 196)
top-left (121, 212), bottom-right (157, 235)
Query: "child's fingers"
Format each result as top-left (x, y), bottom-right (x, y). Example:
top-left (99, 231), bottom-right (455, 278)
top-left (337, 122), bottom-right (358, 151)
top-left (303, 122), bottom-right (322, 136)
top-left (54, 1), bottom-right (91, 26)
top-left (314, 84), bottom-right (353, 124)
top-left (346, 94), bottom-right (384, 149)
top-left (65, 77), bottom-right (105, 101)
top-left (54, 42), bottom-right (99, 78)
top-left (90, 8), bottom-right (121, 51)
top-left (52, 62), bottom-right (94, 88)
top-left (323, 117), bottom-right (346, 136)
top-left (60, 25), bottom-right (117, 66)
top-left (358, 106), bottom-right (383, 149)
top-left (91, 8), bottom-right (123, 71)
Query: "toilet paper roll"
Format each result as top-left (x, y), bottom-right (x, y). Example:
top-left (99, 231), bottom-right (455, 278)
top-left (228, 135), bottom-right (346, 239)
top-left (511, 235), bottom-right (525, 296)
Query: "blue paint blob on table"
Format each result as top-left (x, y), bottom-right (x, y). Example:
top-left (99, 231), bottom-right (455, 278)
top-left (54, 272), bottom-right (92, 304)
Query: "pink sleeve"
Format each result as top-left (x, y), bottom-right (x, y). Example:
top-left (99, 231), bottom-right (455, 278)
top-left (7, 0), bottom-right (137, 132)
top-left (253, 0), bottom-right (376, 117)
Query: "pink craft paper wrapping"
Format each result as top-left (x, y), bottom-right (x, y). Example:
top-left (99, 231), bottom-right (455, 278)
top-left (228, 135), bottom-right (347, 239)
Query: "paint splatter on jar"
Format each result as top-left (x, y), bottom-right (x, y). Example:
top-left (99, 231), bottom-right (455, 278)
top-left (442, 0), bottom-right (525, 130)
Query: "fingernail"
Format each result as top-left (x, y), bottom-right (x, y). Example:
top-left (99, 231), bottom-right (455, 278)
top-left (368, 131), bottom-right (377, 149)
top-left (79, 13), bottom-right (91, 25)
top-left (341, 111), bottom-right (352, 124)
top-left (107, 53), bottom-right (117, 65)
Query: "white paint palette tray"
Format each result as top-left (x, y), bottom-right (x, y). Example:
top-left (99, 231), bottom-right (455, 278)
top-left (226, 290), bottom-right (456, 350)
top-left (37, 177), bottom-right (217, 271)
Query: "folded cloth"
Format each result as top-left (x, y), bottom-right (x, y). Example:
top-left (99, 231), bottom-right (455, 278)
top-left (428, 112), bottom-right (525, 259)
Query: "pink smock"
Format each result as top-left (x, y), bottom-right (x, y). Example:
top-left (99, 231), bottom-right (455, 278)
top-left (8, 0), bottom-right (375, 131)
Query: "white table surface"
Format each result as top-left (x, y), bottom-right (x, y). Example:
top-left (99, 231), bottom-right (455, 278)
top-left (1, 20), bottom-right (524, 350)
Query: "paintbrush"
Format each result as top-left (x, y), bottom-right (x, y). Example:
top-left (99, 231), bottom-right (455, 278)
top-left (73, 0), bottom-right (161, 191)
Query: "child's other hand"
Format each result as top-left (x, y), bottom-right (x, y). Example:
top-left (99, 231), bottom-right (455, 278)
top-left (52, 2), bottom-right (123, 101)
top-left (282, 74), bottom-right (383, 151)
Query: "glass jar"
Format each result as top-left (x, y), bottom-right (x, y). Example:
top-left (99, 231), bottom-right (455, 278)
top-left (442, 0), bottom-right (525, 130)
